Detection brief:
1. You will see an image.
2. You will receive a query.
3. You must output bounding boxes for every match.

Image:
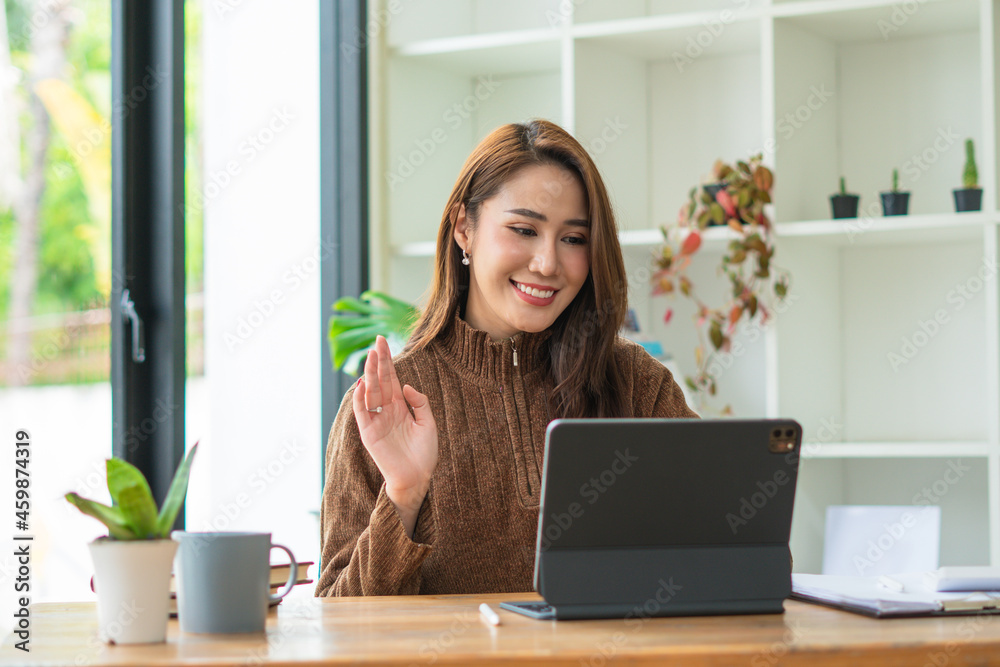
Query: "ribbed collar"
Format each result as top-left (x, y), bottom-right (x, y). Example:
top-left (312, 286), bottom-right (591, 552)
top-left (436, 311), bottom-right (552, 384)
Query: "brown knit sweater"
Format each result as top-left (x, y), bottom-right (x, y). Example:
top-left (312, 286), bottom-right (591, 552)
top-left (315, 315), bottom-right (698, 597)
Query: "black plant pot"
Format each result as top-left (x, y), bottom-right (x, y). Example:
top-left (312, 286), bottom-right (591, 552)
top-left (829, 194), bottom-right (860, 219)
top-left (880, 192), bottom-right (910, 216)
top-left (953, 188), bottom-right (982, 212)
top-left (703, 183), bottom-right (727, 226)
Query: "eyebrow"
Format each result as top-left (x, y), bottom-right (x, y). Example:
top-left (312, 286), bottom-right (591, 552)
top-left (505, 208), bottom-right (590, 228)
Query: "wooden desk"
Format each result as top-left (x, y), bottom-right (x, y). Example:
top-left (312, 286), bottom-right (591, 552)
top-left (4, 593), bottom-right (1000, 666)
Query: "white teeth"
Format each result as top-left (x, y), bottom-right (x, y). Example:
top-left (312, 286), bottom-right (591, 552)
top-left (515, 282), bottom-right (554, 299)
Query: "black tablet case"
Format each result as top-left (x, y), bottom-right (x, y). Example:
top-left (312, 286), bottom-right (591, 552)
top-left (531, 418), bottom-right (801, 620)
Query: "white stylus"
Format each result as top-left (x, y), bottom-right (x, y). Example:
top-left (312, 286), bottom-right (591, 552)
top-left (479, 603), bottom-right (501, 626)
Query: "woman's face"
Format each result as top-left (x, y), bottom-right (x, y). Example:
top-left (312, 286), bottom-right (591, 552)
top-left (454, 163), bottom-right (591, 341)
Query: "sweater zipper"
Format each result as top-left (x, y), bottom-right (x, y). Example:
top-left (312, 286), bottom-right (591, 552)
top-left (511, 339), bottom-right (518, 367)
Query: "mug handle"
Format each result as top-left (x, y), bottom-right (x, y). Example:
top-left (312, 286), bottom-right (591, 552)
top-left (268, 544), bottom-right (299, 604)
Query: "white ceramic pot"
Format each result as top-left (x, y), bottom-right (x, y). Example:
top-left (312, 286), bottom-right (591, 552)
top-left (88, 538), bottom-right (178, 644)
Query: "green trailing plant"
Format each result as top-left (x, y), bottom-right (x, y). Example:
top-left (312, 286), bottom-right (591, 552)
top-left (963, 139), bottom-right (979, 189)
top-left (328, 290), bottom-right (420, 375)
top-left (891, 168), bottom-right (900, 193)
top-left (653, 155), bottom-right (790, 413)
top-left (65, 443), bottom-right (198, 540)
top-left (839, 177), bottom-right (847, 196)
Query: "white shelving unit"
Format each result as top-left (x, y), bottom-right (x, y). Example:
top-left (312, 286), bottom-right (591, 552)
top-left (371, 0), bottom-right (1000, 573)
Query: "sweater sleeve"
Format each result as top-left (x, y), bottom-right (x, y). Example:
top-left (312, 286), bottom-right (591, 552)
top-left (314, 386), bottom-right (435, 597)
top-left (626, 341), bottom-right (701, 419)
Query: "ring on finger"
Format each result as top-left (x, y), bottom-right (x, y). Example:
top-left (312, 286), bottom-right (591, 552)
top-left (367, 406), bottom-right (383, 414)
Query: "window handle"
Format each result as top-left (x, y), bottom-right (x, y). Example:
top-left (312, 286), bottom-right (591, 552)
top-left (121, 289), bottom-right (146, 363)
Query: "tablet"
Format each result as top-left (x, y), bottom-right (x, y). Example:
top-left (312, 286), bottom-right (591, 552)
top-left (506, 418), bottom-right (801, 620)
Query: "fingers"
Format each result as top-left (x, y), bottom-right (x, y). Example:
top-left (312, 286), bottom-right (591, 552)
top-left (363, 349), bottom-right (383, 414)
top-left (403, 384), bottom-right (435, 428)
top-left (376, 335), bottom-right (405, 404)
top-left (352, 377), bottom-right (372, 430)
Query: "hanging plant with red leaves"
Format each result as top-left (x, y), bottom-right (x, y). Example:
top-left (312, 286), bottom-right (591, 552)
top-left (652, 155), bottom-right (790, 412)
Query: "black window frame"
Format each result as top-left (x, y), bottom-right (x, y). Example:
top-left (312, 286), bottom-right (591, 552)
top-left (110, 0), bottom-right (186, 515)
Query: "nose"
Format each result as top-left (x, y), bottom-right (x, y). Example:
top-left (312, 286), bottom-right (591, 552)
top-left (528, 241), bottom-right (558, 276)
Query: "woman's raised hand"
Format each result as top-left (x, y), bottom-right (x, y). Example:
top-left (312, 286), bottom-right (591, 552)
top-left (352, 335), bottom-right (438, 538)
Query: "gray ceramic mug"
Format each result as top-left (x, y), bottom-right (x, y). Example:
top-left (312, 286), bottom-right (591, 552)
top-left (172, 531), bottom-right (297, 634)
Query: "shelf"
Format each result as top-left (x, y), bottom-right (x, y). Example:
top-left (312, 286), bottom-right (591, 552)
top-left (773, 0), bottom-right (978, 43)
top-left (775, 212), bottom-right (997, 246)
top-left (800, 441), bottom-right (991, 459)
top-left (394, 213), bottom-right (998, 258)
top-left (573, 13), bottom-right (761, 62)
top-left (392, 30), bottom-right (562, 76)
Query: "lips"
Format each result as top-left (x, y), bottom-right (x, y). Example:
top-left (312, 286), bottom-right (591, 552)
top-left (511, 280), bottom-right (558, 305)
top-left (513, 280), bottom-right (557, 298)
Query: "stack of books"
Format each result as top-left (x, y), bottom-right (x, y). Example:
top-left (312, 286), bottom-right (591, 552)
top-left (167, 561), bottom-right (314, 616)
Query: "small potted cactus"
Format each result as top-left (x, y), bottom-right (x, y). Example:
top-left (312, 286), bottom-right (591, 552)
top-left (829, 177), bottom-right (859, 219)
top-left (880, 168), bottom-right (910, 216)
top-left (954, 139), bottom-right (982, 212)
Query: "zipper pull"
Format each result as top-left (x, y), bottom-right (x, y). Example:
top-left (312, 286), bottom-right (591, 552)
top-left (512, 340), bottom-right (518, 367)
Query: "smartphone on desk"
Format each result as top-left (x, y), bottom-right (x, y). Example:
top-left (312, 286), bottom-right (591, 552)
top-left (498, 601), bottom-right (556, 620)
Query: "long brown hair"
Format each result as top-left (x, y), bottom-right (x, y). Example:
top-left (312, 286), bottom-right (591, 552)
top-left (405, 119), bottom-right (629, 418)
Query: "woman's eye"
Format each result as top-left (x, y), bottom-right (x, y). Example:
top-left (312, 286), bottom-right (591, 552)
top-left (511, 227), bottom-right (535, 237)
top-left (564, 236), bottom-right (588, 245)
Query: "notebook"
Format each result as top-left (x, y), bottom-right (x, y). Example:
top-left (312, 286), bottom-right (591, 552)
top-left (792, 572), bottom-right (1000, 618)
top-left (501, 418), bottom-right (802, 620)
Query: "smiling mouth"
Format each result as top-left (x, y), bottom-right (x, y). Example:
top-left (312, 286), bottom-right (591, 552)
top-left (511, 280), bottom-right (557, 299)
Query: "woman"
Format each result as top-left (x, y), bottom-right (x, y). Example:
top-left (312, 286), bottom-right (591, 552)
top-left (315, 119), bottom-right (697, 597)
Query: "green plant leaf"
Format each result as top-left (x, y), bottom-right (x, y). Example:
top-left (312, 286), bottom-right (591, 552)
top-left (333, 296), bottom-right (376, 314)
top-left (154, 443), bottom-right (199, 537)
top-left (709, 202), bottom-right (724, 224)
top-left (106, 458), bottom-right (159, 538)
top-left (106, 458), bottom-right (154, 507)
top-left (709, 320), bottom-right (724, 350)
top-left (116, 485), bottom-right (159, 538)
top-left (328, 315), bottom-right (377, 339)
top-left (65, 493), bottom-right (138, 540)
top-left (331, 324), bottom-right (382, 370)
